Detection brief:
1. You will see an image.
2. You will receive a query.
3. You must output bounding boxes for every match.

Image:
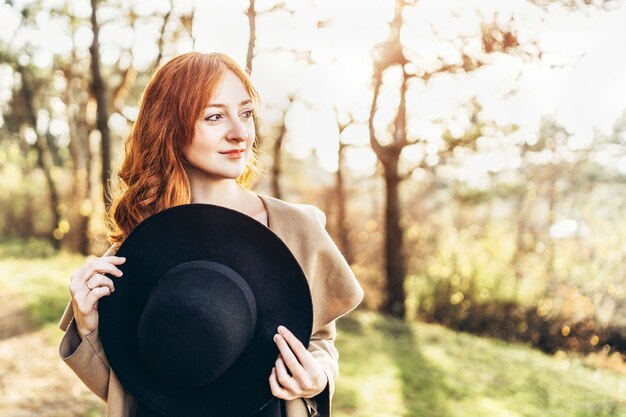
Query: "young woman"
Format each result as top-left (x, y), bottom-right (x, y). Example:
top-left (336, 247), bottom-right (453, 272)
top-left (58, 52), bottom-right (363, 417)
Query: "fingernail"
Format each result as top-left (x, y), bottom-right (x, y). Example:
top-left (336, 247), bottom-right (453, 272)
top-left (273, 334), bottom-right (279, 342)
top-left (277, 325), bottom-right (285, 333)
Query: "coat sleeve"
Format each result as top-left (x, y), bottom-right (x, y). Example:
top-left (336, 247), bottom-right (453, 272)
top-left (58, 242), bottom-right (121, 401)
top-left (59, 319), bottom-right (110, 401)
top-left (302, 321), bottom-right (339, 417)
top-left (301, 207), bottom-right (363, 417)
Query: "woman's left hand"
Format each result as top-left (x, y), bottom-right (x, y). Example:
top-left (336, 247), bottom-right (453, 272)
top-left (269, 325), bottom-right (328, 400)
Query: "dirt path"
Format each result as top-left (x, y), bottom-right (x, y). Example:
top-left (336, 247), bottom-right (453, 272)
top-left (0, 295), bottom-right (104, 417)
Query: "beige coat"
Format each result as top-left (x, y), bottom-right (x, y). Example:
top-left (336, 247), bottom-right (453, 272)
top-left (58, 194), bottom-right (364, 417)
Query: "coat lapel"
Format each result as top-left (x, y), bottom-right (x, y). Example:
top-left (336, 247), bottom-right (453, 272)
top-left (257, 194), bottom-right (363, 332)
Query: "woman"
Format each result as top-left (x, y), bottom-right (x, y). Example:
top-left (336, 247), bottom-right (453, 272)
top-left (58, 52), bottom-right (363, 417)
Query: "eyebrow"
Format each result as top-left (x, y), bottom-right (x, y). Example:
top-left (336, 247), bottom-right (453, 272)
top-left (205, 99), bottom-right (253, 108)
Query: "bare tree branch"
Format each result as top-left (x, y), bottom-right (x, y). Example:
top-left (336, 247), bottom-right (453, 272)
top-left (246, 0), bottom-right (256, 74)
top-left (155, 1), bottom-right (174, 69)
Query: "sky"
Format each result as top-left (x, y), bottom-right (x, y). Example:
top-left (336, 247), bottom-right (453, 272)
top-left (1, 0), bottom-right (625, 178)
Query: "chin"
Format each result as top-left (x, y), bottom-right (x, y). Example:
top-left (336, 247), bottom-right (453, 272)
top-left (189, 160), bottom-right (247, 179)
top-left (212, 170), bottom-right (245, 179)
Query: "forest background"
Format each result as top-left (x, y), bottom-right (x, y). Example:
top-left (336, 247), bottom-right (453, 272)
top-left (2, 0), bottom-right (626, 416)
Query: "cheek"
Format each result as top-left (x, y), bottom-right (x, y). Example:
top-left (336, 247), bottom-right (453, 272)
top-left (191, 127), bottom-right (221, 150)
top-left (246, 122), bottom-right (256, 143)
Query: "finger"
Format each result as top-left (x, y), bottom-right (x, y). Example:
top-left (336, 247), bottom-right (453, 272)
top-left (86, 274), bottom-right (115, 293)
top-left (85, 286), bottom-right (112, 309)
top-left (277, 326), bottom-right (316, 368)
top-left (101, 256), bottom-right (126, 265)
top-left (71, 262), bottom-right (121, 290)
top-left (273, 333), bottom-right (308, 382)
top-left (89, 259), bottom-right (125, 277)
top-left (274, 356), bottom-right (300, 393)
top-left (269, 368), bottom-right (293, 401)
top-left (91, 258), bottom-right (122, 276)
top-left (74, 286), bottom-right (111, 315)
top-left (70, 256), bottom-right (124, 282)
top-left (72, 269), bottom-right (114, 296)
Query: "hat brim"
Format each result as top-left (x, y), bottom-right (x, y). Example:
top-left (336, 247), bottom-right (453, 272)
top-left (98, 204), bottom-right (313, 417)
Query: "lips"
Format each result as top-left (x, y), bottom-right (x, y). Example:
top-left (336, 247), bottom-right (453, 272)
top-left (219, 149), bottom-right (245, 155)
top-left (220, 149), bottom-right (245, 159)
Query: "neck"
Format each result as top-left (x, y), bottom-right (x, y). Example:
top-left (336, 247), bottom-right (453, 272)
top-left (188, 177), bottom-right (244, 208)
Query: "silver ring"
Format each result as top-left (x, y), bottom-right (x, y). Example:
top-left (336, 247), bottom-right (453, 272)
top-left (86, 281), bottom-right (93, 290)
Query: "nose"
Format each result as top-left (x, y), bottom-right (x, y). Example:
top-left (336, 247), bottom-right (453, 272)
top-left (226, 117), bottom-right (249, 143)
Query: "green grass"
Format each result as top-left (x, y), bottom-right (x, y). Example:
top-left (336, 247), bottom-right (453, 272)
top-left (335, 311), bottom-right (626, 417)
top-left (0, 249), bottom-right (86, 327)
top-left (0, 237), bottom-right (58, 258)
top-left (1, 245), bottom-right (626, 417)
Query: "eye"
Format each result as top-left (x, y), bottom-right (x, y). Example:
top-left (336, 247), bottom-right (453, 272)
top-left (241, 109), bottom-right (255, 118)
top-left (205, 113), bottom-right (223, 122)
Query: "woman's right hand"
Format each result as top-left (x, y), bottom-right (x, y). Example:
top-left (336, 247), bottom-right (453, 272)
top-left (69, 255), bottom-right (126, 340)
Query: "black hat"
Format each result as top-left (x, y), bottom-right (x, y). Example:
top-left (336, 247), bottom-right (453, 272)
top-left (98, 204), bottom-right (313, 417)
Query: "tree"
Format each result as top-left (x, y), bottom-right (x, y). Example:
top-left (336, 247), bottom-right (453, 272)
top-left (370, 0), bottom-right (527, 317)
top-left (89, 0), bottom-right (112, 210)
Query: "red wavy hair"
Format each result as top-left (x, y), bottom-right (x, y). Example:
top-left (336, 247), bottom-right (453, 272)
top-left (106, 52), bottom-right (262, 244)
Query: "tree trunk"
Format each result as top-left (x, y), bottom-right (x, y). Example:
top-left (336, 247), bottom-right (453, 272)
top-left (154, 3), bottom-right (173, 70)
top-left (19, 70), bottom-right (61, 249)
top-left (65, 74), bottom-right (91, 255)
top-left (246, 0), bottom-right (256, 74)
top-left (271, 96), bottom-right (293, 199)
top-left (335, 142), bottom-right (353, 264)
top-left (381, 157), bottom-right (406, 317)
top-left (90, 0), bottom-right (112, 210)
top-left (271, 122), bottom-right (285, 199)
top-left (367, 0), bottom-right (410, 319)
top-left (545, 169), bottom-right (557, 284)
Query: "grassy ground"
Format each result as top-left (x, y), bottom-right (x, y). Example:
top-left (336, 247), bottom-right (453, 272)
top-left (335, 311), bottom-right (626, 417)
top-left (1, 247), bottom-right (625, 417)
top-left (0, 251), bottom-right (85, 327)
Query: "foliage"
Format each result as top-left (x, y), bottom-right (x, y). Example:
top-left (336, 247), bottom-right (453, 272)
top-left (0, 140), bottom-right (56, 241)
top-left (391, 110), bottom-right (626, 354)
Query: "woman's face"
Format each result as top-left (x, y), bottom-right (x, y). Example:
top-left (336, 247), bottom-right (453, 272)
top-left (182, 70), bottom-right (256, 181)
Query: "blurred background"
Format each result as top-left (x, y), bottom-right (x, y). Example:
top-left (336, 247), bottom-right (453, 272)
top-left (2, 0), bottom-right (626, 416)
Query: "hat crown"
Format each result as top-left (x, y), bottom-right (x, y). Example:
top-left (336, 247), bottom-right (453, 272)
top-left (137, 260), bottom-right (257, 387)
